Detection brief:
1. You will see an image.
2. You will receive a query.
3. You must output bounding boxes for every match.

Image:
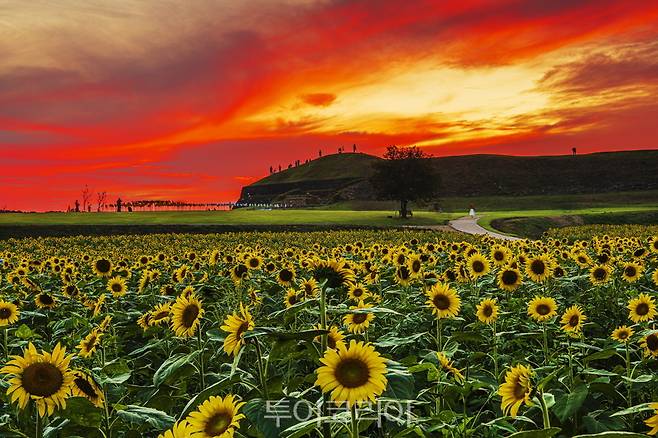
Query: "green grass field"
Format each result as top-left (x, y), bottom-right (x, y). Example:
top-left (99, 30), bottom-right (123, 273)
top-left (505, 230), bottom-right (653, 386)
top-left (0, 209), bottom-right (460, 227)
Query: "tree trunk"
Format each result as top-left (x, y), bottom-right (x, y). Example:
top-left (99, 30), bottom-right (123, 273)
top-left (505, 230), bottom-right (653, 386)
top-left (400, 199), bottom-right (409, 219)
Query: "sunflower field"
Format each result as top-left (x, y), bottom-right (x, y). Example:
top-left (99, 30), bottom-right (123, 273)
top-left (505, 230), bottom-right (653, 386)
top-left (1, 229), bottom-right (658, 438)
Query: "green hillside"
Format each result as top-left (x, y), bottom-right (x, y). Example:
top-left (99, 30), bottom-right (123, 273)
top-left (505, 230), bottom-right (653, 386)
top-left (239, 149), bottom-right (658, 208)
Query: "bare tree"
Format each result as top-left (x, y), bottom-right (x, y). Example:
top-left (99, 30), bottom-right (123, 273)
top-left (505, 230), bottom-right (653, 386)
top-left (81, 185), bottom-right (92, 212)
top-left (97, 191), bottom-right (107, 212)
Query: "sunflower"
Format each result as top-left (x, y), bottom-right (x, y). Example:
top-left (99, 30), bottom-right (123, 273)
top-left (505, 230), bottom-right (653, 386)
top-left (654, 269), bottom-right (658, 288)
top-left (650, 236), bottom-right (658, 253)
top-left (159, 421), bottom-right (193, 438)
top-left (343, 301), bottom-right (374, 334)
top-left (646, 403), bottom-right (658, 435)
top-left (35, 292), bottom-right (56, 309)
top-left (628, 293), bottom-right (657, 323)
top-left (611, 325), bottom-right (634, 343)
top-left (0, 300), bottom-right (19, 326)
top-left (466, 253), bottom-right (490, 279)
top-left (407, 255), bottom-right (422, 276)
top-left (230, 264), bottom-right (249, 284)
top-left (560, 305), bottom-right (586, 334)
top-left (149, 302), bottom-right (172, 326)
top-left (1, 343), bottom-right (74, 417)
top-left (425, 282), bottom-right (461, 319)
top-left (476, 298), bottom-right (499, 324)
top-left (315, 340), bottom-right (388, 406)
top-left (497, 268), bottom-right (522, 292)
top-left (621, 262), bottom-right (643, 283)
top-left (490, 245), bottom-right (511, 266)
top-left (527, 296), bottom-right (557, 322)
top-left (137, 313), bottom-right (152, 331)
top-left (171, 294), bottom-right (204, 338)
top-left (498, 364), bottom-right (533, 417)
top-left (640, 332), bottom-right (658, 358)
top-left (77, 328), bottom-right (103, 358)
top-left (326, 326), bottom-right (346, 350)
top-left (299, 278), bottom-right (320, 298)
top-left (312, 259), bottom-right (355, 289)
top-left (220, 304), bottom-right (254, 356)
top-left (589, 264), bottom-right (612, 285)
top-left (277, 267), bottom-right (296, 287)
top-left (436, 352), bottom-right (464, 383)
top-left (71, 370), bottom-right (105, 407)
top-left (284, 289), bottom-right (301, 308)
top-left (395, 265), bottom-right (413, 286)
top-left (347, 283), bottom-right (369, 302)
top-left (525, 255), bottom-right (552, 283)
top-left (187, 394), bottom-right (245, 438)
top-left (246, 255), bottom-right (263, 270)
top-left (92, 258), bottom-right (112, 277)
top-left (107, 276), bottom-right (127, 297)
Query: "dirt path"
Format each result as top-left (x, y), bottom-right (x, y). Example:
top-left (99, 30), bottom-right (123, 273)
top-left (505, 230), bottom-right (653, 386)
top-left (448, 216), bottom-right (520, 241)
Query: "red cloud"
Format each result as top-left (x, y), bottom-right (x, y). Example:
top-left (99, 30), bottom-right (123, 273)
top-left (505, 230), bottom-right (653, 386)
top-left (301, 93), bottom-right (336, 107)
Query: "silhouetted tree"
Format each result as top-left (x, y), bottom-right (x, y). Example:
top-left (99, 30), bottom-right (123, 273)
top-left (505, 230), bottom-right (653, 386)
top-left (81, 185), bottom-right (92, 212)
top-left (97, 191), bottom-right (107, 212)
top-left (369, 146), bottom-right (440, 219)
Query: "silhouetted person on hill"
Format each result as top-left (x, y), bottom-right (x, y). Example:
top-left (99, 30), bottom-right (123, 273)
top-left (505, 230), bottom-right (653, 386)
top-left (353, 144), bottom-right (357, 153)
top-left (74, 200), bottom-right (80, 212)
top-left (279, 165), bottom-right (282, 171)
top-left (338, 147), bottom-right (342, 154)
top-left (116, 198), bottom-right (122, 212)
top-left (269, 166), bottom-right (273, 174)
top-left (319, 149), bottom-right (322, 157)
top-left (572, 147), bottom-right (577, 156)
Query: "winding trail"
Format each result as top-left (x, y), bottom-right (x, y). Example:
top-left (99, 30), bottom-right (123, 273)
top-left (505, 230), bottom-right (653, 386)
top-left (448, 216), bottom-right (520, 241)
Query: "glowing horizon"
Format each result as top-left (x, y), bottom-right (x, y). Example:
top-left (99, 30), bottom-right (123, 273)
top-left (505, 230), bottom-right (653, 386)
top-left (2, 1), bottom-right (658, 210)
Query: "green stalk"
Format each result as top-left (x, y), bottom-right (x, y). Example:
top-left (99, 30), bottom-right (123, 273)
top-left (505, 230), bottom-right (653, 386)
top-left (3, 327), bottom-right (8, 358)
top-left (437, 318), bottom-right (443, 351)
top-left (538, 391), bottom-right (551, 429)
top-left (35, 409), bottom-right (41, 438)
top-left (492, 322), bottom-right (498, 381)
top-left (254, 337), bottom-right (269, 400)
top-left (197, 327), bottom-right (206, 391)
top-left (319, 287), bottom-right (331, 438)
top-left (103, 386), bottom-right (112, 438)
top-left (350, 403), bottom-right (359, 438)
top-left (625, 341), bottom-right (632, 407)
top-left (542, 322), bottom-right (549, 365)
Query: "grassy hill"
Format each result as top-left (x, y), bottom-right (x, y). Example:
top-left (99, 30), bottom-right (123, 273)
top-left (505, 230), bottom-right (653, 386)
top-left (239, 150), bottom-right (658, 208)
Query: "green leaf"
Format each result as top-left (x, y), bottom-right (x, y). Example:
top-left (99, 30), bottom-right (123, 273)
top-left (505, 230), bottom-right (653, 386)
top-left (178, 375), bottom-right (242, 420)
top-left (243, 397), bottom-right (315, 438)
top-left (153, 351), bottom-right (200, 387)
top-left (584, 348), bottom-right (617, 363)
top-left (572, 432), bottom-right (650, 438)
top-left (621, 374), bottom-right (653, 383)
top-left (507, 427), bottom-right (561, 438)
top-left (56, 397), bottom-right (103, 428)
top-left (14, 324), bottom-right (34, 340)
top-left (99, 360), bottom-right (132, 385)
top-left (116, 405), bottom-right (175, 430)
top-left (553, 385), bottom-right (588, 423)
top-left (611, 403), bottom-right (656, 417)
top-left (375, 332), bottom-right (426, 349)
top-left (382, 363), bottom-right (415, 400)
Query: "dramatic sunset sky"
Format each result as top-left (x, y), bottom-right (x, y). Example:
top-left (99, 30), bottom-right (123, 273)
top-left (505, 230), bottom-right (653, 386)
top-left (2, 1), bottom-right (658, 210)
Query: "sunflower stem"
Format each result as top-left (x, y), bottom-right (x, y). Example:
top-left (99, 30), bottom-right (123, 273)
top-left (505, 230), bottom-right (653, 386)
top-left (567, 336), bottom-right (574, 387)
top-left (197, 327), bottom-right (206, 391)
top-left (103, 386), bottom-right (112, 438)
top-left (254, 337), bottom-right (269, 400)
top-left (319, 286), bottom-right (331, 438)
top-left (542, 322), bottom-right (548, 365)
top-left (2, 327), bottom-right (8, 358)
top-left (350, 403), bottom-right (359, 438)
top-left (537, 391), bottom-right (551, 429)
top-left (625, 341), bottom-right (632, 407)
top-left (34, 409), bottom-right (41, 438)
top-left (436, 318), bottom-right (443, 351)
top-left (492, 322), bottom-right (498, 381)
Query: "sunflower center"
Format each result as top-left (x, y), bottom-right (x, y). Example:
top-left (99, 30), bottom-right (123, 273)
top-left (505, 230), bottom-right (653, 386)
top-left (625, 266), bottom-right (637, 277)
top-left (181, 304), bottom-right (200, 328)
top-left (352, 288), bottom-right (364, 297)
top-left (530, 260), bottom-right (545, 275)
top-left (536, 304), bottom-right (551, 316)
top-left (111, 283), bottom-right (123, 292)
top-left (236, 321), bottom-right (250, 339)
top-left (433, 294), bottom-right (450, 310)
top-left (636, 303), bottom-right (649, 316)
top-left (352, 313), bottom-right (368, 324)
top-left (279, 269), bottom-right (293, 282)
top-left (0, 307), bottom-right (11, 319)
top-left (74, 376), bottom-right (98, 399)
top-left (594, 268), bottom-right (607, 280)
top-left (513, 381), bottom-right (528, 400)
top-left (494, 251), bottom-right (504, 261)
top-left (412, 260), bottom-right (421, 273)
top-left (472, 261), bottom-right (485, 273)
top-left (501, 270), bottom-right (518, 285)
top-left (95, 259), bottom-right (111, 273)
top-left (482, 305), bottom-right (493, 317)
top-left (618, 330), bottom-right (629, 340)
top-left (647, 334), bottom-right (658, 351)
top-left (569, 315), bottom-right (580, 327)
top-left (204, 412), bottom-right (232, 435)
top-left (39, 294), bottom-right (54, 305)
top-left (327, 335), bottom-right (337, 350)
top-left (335, 358), bottom-right (370, 388)
top-left (22, 363), bottom-right (64, 397)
